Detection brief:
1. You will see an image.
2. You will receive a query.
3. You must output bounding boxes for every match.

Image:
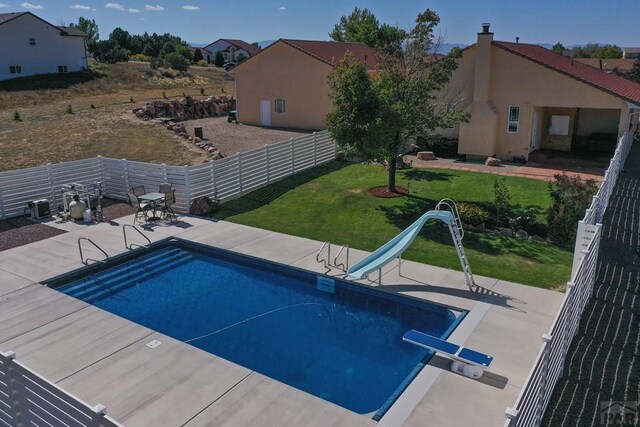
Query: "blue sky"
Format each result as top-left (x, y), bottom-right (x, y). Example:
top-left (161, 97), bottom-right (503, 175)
top-left (1, 0), bottom-right (637, 47)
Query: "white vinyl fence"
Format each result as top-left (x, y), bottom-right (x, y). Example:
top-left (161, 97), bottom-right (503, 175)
top-left (504, 132), bottom-right (634, 427)
top-left (0, 130), bottom-right (336, 220)
top-left (0, 351), bottom-right (122, 427)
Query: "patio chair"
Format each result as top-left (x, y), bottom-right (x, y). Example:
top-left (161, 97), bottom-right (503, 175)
top-left (159, 183), bottom-right (172, 194)
top-left (160, 189), bottom-right (177, 222)
top-left (131, 185), bottom-right (146, 197)
top-left (126, 192), bottom-right (150, 224)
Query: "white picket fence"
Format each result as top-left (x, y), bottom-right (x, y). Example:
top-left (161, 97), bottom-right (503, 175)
top-left (0, 130), bottom-right (336, 220)
top-left (504, 132), bottom-right (633, 427)
top-left (0, 351), bottom-right (122, 427)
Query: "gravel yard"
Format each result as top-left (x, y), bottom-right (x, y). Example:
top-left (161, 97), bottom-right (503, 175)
top-left (180, 116), bottom-right (311, 157)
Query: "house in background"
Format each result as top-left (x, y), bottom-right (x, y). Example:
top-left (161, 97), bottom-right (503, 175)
top-left (437, 24), bottom-right (640, 162)
top-left (0, 12), bottom-right (87, 81)
top-left (189, 46), bottom-right (212, 63)
top-left (234, 39), bottom-right (378, 130)
top-left (623, 47), bottom-right (640, 59)
top-left (203, 39), bottom-right (261, 63)
top-left (574, 58), bottom-right (636, 74)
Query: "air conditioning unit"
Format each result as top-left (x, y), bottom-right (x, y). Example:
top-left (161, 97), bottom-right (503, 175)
top-left (30, 199), bottom-right (51, 219)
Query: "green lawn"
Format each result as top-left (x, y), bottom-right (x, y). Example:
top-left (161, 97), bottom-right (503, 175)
top-left (214, 162), bottom-right (572, 289)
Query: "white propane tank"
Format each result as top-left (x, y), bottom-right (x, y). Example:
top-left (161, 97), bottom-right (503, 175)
top-left (69, 195), bottom-right (86, 220)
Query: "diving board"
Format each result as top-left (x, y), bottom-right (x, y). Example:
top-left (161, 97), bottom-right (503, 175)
top-left (403, 329), bottom-right (493, 378)
top-left (346, 198), bottom-right (476, 289)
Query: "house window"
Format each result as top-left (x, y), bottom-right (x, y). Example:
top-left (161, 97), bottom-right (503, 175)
top-left (274, 98), bottom-right (286, 114)
top-left (9, 65), bottom-right (22, 74)
top-left (507, 106), bottom-right (520, 133)
top-left (29, 37), bottom-right (36, 45)
top-left (58, 65), bottom-right (68, 73)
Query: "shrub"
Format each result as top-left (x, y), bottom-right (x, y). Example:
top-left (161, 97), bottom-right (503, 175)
top-left (129, 96), bottom-right (135, 103)
top-left (196, 60), bottom-right (208, 67)
top-left (129, 53), bottom-right (152, 62)
top-left (200, 87), bottom-right (205, 95)
top-left (162, 90), bottom-right (168, 99)
top-left (547, 174), bottom-right (598, 245)
top-left (214, 51), bottom-right (224, 67)
top-left (193, 48), bottom-right (204, 63)
top-left (90, 104), bottom-right (96, 109)
top-left (66, 104), bottom-right (73, 114)
top-left (162, 52), bottom-right (190, 72)
top-left (493, 177), bottom-right (511, 225)
top-left (509, 208), bottom-right (547, 237)
top-left (415, 135), bottom-right (459, 158)
top-left (13, 111), bottom-right (21, 122)
top-left (457, 203), bottom-right (490, 226)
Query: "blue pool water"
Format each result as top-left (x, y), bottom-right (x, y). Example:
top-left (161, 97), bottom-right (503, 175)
top-left (55, 243), bottom-right (464, 415)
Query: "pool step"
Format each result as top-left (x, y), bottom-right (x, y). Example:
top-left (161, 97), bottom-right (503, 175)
top-left (62, 248), bottom-right (195, 302)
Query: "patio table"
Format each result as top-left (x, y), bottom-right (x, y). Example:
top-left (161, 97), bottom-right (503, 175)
top-left (138, 192), bottom-right (165, 221)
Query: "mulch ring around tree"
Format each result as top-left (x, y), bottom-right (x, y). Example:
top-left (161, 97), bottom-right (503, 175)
top-left (368, 186), bottom-right (410, 198)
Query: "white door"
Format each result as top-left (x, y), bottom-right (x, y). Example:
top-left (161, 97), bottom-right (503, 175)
top-left (530, 111), bottom-right (539, 151)
top-left (260, 100), bottom-right (271, 126)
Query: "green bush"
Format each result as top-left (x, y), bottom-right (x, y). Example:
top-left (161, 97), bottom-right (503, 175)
top-left (415, 135), bottom-right (459, 158)
top-left (457, 202), bottom-right (490, 226)
top-left (196, 60), bottom-right (208, 67)
top-left (547, 174), bottom-right (598, 245)
top-left (493, 177), bottom-right (511, 225)
top-left (13, 111), bottom-right (21, 122)
top-left (214, 52), bottom-right (224, 67)
top-left (66, 104), bottom-right (74, 114)
top-left (162, 52), bottom-right (190, 72)
top-left (129, 53), bottom-right (153, 62)
top-left (509, 208), bottom-right (547, 237)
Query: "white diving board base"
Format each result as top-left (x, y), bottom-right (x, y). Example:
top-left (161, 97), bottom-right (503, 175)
top-left (402, 329), bottom-right (493, 379)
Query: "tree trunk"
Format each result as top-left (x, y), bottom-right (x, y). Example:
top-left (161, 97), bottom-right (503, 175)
top-left (388, 156), bottom-right (397, 192)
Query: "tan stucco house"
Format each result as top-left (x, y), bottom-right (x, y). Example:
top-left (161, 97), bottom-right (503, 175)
top-left (440, 24), bottom-right (640, 161)
top-left (234, 39), bottom-right (379, 130)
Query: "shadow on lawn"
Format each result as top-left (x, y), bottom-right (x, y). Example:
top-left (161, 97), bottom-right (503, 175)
top-left (378, 193), bottom-right (562, 262)
top-left (401, 168), bottom-right (455, 183)
top-left (212, 161), bottom-right (350, 220)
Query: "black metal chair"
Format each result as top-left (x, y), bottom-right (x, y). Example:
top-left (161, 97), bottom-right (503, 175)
top-left (126, 192), bottom-right (150, 224)
top-left (131, 185), bottom-right (146, 197)
top-left (159, 183), bottom-right (172, 194)
top-left (160, 189), bottom-right (177, 222)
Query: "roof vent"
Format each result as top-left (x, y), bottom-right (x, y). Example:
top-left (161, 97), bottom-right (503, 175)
top-left (482, 23), bottom-right (491, 34)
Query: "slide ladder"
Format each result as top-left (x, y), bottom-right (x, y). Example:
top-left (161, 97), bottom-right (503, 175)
top-left (435, 199), bottom-right (477, 289)
top-left (345, 198), bottom-right (476, 289)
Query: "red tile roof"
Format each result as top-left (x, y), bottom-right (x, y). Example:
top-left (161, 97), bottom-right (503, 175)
top-left (493, 41), bottom-right (640, 105)
top-left (281, 39), bottom-right (380, 70)
top-left (222, 39), bottom-right (261, 55)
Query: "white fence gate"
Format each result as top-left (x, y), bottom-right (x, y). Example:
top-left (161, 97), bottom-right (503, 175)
top-left (0, 130), bottom-right (336, 220)
top-left (504, 132), bottom-right (634, 427)
top-left (0, 351), bottom-right (122, 427)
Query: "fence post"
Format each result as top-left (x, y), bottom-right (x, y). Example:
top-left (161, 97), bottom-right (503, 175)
top-left (313, 132), bottom-right (318, 166)
top-left (0, 185), bottom-right (5, 220)
top-left (91, 404), bottom-right (108, 427)
top-left (183, 166), bottom-right (191, 214)
top-left (504, 407), bottom-right (518, 426)
top-left (290, 138), bottom-right (295, 173)
top-left (210, 160), bottom-right (218, 202)
top-left (3, 351), bottom-right (23, 425)
top-left (46, 162), bottom-right (55, 205)
top-left (265, 145), bottom-right (270, 184)
top-left (534, 334), bottom-right (553, 425)
top-left (161, 163), bottom-right (168, 183)
top-left (122, 159), bottom-right (130, 193)
top-left (237, 153), bottom-right (243, 196)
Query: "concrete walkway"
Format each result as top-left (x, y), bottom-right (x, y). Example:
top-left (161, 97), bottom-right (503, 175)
top-left (405, 155), bottom-right (605, 182)
top-left (0, 216), bottom-right (564, 426)
top-left (542, 144), bottom-right (640, 426)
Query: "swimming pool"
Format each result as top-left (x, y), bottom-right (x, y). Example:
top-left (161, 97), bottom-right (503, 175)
top-left (50, 240), bottom-right (465, 416)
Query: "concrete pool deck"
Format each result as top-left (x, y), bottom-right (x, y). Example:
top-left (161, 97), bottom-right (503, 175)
top-left (0, 215), bottom-right (564, 426)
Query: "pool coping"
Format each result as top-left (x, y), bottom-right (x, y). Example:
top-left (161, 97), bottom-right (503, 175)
top-left (0, 215), bottom-right (565, 426)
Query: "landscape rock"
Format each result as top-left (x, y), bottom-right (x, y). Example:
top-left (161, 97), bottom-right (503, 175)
top-left (417, 151), bottom-right (437, 161)
top-left (190, 196), bottom-right (220, 215)
top-left (500, 227), bottom-right (513, 237)
top-left (485, 157), bottom-right (502, 167)
top-left (515, 229), bottom-right (529, 239)
top-left (133, 95), bottom-right (235, 122)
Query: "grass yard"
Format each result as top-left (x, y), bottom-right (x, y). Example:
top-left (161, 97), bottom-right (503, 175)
top-left (215, 162), bottom-right (573, 289)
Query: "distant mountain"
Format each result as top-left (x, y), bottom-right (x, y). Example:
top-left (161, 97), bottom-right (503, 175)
top-left (188, 42), bottom-right (208, 48)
